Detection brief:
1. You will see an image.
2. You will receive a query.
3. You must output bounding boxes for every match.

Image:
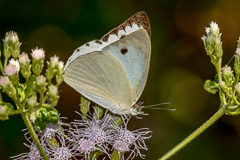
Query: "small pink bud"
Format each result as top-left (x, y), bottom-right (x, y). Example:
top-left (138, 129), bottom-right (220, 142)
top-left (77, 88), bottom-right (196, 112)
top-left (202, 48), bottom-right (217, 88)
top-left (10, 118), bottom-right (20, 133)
top-left (4, 65), bottom-right (17, 76)
top-left (19, 52), bottom-right (30, 64)
top-left (0, 76), bottom-right (10, 88)
top-left (31, 48), bottom-right (45, 60)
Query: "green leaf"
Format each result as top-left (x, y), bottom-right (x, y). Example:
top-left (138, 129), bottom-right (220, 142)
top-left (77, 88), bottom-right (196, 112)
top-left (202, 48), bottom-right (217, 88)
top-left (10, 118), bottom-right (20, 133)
top-left (94, 104), bottom-right (104, 119)
top-left (90, 150), bottom-right (103, 159)
top-left (80, 96), bottom-right (90, 117)
top-left (225, 105), bottom-right (240, 116)
top-left (111, 150), bottom-right (124, 160)
top-left (34, 107), bottom-right (59, 131)
top-left (204, 80), bottom-right (219, 94)
top-left (17, 84), bottom-right (26, 102)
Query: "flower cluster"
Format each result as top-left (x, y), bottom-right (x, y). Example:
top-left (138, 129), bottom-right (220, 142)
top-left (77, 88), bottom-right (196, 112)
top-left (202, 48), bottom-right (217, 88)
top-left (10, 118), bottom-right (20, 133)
top-left (12, 107), bottom-right (152, 160)
top-left (202, 22), bottom-right (240, 115)
top-left (0, 31), bottom-right (64, 130)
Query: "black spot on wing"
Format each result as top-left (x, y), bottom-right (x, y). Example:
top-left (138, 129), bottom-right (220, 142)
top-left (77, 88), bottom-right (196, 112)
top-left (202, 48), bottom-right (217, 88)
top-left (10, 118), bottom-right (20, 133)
top-left (120, 48), bottom-right (128, 55)
top-left (76, 48), bottom-right (80, 52)
top-left (86, 43), bottom-right (89, 46)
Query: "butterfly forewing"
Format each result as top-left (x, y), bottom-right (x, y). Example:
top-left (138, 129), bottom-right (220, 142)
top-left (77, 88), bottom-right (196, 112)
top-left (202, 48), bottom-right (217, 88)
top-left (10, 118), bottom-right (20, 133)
top-left (64, 51), bottom-right (134, 114)
top-left (102, 29), bottom-right (151, 103)
top-left (64, 11), bottom-right (151, 70)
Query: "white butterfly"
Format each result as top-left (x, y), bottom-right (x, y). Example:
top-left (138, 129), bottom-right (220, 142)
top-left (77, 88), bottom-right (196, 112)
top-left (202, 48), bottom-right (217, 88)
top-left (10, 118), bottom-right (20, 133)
top-left (64, 11), bottom-right (151, 116)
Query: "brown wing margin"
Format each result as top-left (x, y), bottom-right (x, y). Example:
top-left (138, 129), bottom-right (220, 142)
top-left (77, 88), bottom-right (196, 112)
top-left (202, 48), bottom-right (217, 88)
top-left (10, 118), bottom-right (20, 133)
top-left (101, 11), bottom-right (151, 42)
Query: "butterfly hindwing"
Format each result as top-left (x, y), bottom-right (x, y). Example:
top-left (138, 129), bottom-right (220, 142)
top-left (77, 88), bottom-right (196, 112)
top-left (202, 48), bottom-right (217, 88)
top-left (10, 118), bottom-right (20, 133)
top-left (64, 51), bottom-right (134, 114)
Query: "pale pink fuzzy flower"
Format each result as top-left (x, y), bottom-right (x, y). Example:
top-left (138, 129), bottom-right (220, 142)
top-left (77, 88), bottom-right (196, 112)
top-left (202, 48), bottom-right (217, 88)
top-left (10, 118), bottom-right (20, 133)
top-left (110, 117), bottom-right (152, 160)
top-left (19, 52), bottom-right (30, 64)
top-left (236, 48), bottom-right (240, 56)
top-left (10, 143), bottom-right (43, 160)
top-left (31, 48), bottom-right (45, 60)
top-left (4, 65), bottom-right (17, 76)
top-left (9, 59), bottom-right (20, 72)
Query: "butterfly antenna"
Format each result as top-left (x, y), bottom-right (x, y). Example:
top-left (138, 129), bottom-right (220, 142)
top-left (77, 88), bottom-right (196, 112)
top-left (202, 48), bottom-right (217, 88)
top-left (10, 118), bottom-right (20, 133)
top-left (143, 102), bottom-right (176, 111)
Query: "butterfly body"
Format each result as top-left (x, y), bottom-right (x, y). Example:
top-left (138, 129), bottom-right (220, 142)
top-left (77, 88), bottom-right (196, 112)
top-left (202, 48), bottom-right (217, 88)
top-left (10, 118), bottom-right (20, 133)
top-left (64, 11), bottom-right (151, 115)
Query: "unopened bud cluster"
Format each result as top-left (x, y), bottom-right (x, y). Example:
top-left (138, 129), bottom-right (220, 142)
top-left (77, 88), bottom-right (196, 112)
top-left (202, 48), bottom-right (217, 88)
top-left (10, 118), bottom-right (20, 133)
top-left (203, 22), bottom-right (240, 115)
top-left (0, 31), bottom-right (64, 127)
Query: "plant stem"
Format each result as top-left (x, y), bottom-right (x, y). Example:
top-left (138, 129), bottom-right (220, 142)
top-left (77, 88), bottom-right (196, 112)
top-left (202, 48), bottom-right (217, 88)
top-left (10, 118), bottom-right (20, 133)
top-left (21, 113), bottom-right (49, 160)
top-left (0, 61), bottom-right (4, 75)
top-left (159, 106), bottom-right (225, 160)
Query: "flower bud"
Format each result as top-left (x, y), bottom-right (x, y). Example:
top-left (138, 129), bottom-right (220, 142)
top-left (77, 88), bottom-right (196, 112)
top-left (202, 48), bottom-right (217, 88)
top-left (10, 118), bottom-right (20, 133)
top-left (219, 81), bottom-right (228, 93)
top-left (222, 65), bottom-right (234, 87)
top-left (31, 48), bottom-right (45, 75)
top-left (202, 22), bottom-right (223, 65)
top-left (46, 55), bottom-right (59, 81)
top-left (4, 64), bottom-right (17, 76)
top-left (0, 76), bottom-right (17, 100)
top-left (4, 59), bottom-right (20, 86)
top-left (235, 82), bottom-right (240, 94)
top-left (3, 31), bottom-right (21, 60)
top-left (234, 47), bottom-right (240, 74)
top-left (36, 75), bottom-right (47, 93)
top-left (19, 52), bottom-right (31, 79)
top-left (210, 22), bottom-right (220, 36)
top-left (0, 105), bottom-right (8, 120)
top-left (56, 61), bottom-right (64, 86)
top-left (48, 84), bottom-right (59, 107)
top-left (27, 94), bottom-right (37, 109)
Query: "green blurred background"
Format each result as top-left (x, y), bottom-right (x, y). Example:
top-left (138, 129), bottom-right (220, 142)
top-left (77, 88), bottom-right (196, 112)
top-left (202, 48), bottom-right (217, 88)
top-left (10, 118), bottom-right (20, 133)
top-left (1, 0), bottom-right (240, 159)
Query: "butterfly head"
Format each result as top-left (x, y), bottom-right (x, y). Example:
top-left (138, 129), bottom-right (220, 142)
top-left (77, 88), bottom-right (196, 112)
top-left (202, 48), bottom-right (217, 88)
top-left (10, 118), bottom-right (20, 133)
top-left (130, 102), bottom-right (145, 116)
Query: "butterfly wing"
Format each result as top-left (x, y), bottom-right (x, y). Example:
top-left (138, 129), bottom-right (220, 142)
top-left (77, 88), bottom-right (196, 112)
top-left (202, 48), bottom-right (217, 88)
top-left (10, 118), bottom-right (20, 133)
top-left (101, 29), bottom-right (151, 104)
top-left (64, 11), bottom-right (151, 71)
top-left (64, 51), bottom-right (134, 114)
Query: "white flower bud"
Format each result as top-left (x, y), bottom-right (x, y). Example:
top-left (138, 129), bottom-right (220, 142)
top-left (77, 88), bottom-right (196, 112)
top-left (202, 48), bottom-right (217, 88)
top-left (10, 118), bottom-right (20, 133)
top-left (9, 58), bottom-right (20, 72)
top-left (48, 85), bottom-right (58, 97)
top-left (58, 61), bottom-right (64, 71)
top-left (36, 75), bottom-right (46, 87)
top-left (5, 31), bottom-right (19, 43)
top-left (235, 82), bottom-right (240, 94)
top-left (50, 55), bottom-right (59, 67)
top-left (31, 48), bottom-right (45, 60)
top-left (210, 21), bottom-right (219, 35)
top-left (222, 65), bottom-right (232, 77)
